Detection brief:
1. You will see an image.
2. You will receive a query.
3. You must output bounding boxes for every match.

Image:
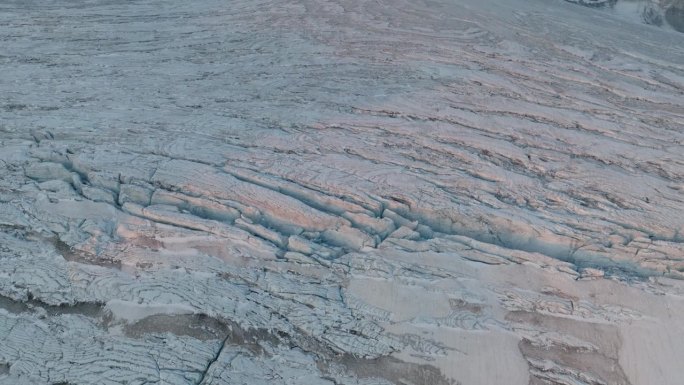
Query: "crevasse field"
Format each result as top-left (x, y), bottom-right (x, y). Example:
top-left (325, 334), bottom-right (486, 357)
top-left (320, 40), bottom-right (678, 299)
top-left (0, 0), bottom-right (683, 384)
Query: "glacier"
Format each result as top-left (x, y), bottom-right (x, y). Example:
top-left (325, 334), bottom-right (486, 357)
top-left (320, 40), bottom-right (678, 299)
top-left (0, 0), bottom-right (683, 384)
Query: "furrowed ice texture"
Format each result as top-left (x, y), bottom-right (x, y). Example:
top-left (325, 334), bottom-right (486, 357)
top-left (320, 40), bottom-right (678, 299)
top-left (0, 0), bottom-right (683, 384)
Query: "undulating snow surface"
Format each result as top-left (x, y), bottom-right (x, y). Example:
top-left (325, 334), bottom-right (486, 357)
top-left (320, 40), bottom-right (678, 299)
top-left (0, 0), bottom-right (683, 384)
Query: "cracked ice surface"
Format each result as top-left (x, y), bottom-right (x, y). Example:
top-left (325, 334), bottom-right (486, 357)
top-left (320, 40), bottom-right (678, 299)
top-left (0, 0), bottom-right (683, 384)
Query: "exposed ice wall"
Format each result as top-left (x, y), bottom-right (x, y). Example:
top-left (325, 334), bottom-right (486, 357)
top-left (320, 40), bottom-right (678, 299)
top-left (566, 0), bottom-right (684, 32)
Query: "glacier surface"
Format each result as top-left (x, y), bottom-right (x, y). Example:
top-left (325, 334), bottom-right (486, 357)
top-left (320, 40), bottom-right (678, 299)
top-left (0, 0), bottom-right (683, 384)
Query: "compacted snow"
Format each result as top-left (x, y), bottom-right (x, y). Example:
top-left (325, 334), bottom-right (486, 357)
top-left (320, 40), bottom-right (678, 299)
top-left (0, 0), bottom-right (683, 384)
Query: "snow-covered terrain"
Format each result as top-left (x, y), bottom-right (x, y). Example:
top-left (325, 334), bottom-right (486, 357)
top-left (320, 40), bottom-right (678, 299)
top-left (0, 0), bottom-right (682, 384)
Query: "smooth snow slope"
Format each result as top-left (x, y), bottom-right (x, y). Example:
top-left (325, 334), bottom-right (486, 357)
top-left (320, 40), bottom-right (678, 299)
top-left (0, 0), bottom-right (683, 384)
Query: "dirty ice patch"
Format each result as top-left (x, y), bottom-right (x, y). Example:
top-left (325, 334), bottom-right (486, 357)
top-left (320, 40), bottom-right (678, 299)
top-left (105, 299), bottom-right (196, 324)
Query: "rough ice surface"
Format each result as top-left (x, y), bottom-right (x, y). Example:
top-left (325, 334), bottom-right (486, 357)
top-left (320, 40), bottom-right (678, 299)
top-left (0, 0), bottom-right (683, 384)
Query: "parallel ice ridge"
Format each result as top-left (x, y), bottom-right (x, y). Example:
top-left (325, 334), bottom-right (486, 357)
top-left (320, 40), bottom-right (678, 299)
top-left (0, 0), bottom-right (683, 384)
